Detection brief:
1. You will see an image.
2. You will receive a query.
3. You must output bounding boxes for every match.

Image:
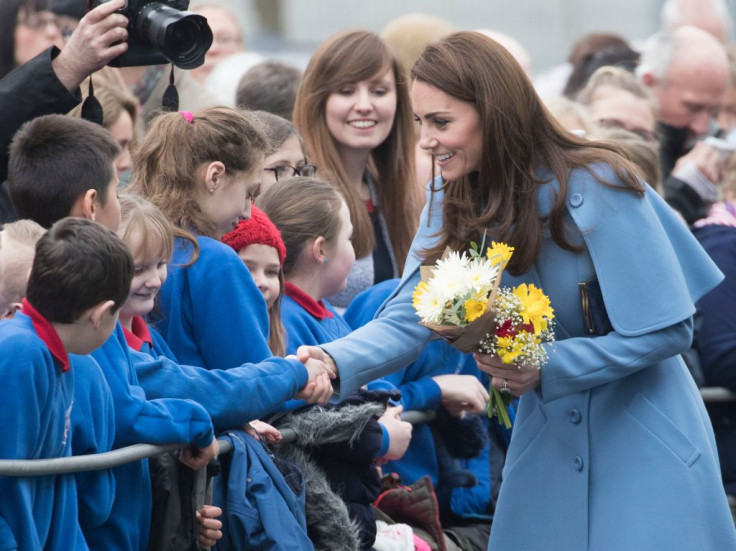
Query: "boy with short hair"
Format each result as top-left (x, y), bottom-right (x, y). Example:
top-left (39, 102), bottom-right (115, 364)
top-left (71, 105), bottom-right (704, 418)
top-left (8, 114), bottom-right (121, 230)
top-left (0, 217), bottom-right (132, 550)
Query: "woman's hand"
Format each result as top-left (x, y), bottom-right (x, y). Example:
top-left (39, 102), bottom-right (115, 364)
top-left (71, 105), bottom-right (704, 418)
top-left (432, 374), bottom-right (489, 417)
top-left (474, 353), bottom-right (541, 397)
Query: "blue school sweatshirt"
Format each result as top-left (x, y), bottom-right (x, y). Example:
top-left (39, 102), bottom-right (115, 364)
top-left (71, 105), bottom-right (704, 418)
top-left (122, 316), bottom-right (309, 431)
top-left (88, 324), bottom-right (214, 551)
top-left (281, 282), bottom-right (354, 355)
top-left (155, 235), bottom-right (272, 369)
top-left (68, 354), bottom-right (116, 538)
top-left (0, 302), bottom-right (87, 551)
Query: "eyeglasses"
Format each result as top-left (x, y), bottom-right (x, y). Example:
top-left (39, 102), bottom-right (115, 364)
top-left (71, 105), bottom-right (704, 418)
top-left (264, 164), bottom-right (317, 181)
top-left (597, 118), bottom-right (659, 142)
top-left (19, 12), bottom-right (62, 31)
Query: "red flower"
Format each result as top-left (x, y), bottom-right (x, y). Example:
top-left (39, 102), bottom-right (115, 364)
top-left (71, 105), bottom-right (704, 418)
top-left (495, 319), bottom-right (516, 338)
top-left (519, 322), bottom-right (535, 334)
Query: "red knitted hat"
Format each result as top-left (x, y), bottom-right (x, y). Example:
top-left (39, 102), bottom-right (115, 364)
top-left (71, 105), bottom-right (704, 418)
top-left (221, 205), bottom-right (287, 266)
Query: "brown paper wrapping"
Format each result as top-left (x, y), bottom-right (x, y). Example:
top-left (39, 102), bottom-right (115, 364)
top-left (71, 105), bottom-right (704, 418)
top-left (418, 248), bottom-right (503, 354)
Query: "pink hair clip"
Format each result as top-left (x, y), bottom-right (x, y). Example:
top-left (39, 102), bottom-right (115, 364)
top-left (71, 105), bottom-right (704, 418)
top-left (179, 111), bottom-right (194, 124)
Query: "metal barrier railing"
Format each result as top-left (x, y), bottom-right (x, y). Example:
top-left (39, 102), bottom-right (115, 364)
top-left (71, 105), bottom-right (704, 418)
top-left (0, 409), bottom-right (436, 477)
top-left (0, 386), bottom-right (732, 477)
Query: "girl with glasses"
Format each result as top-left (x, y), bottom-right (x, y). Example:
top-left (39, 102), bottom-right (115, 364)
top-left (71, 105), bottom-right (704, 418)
top-left (250, 111), bottom-right (317, 193)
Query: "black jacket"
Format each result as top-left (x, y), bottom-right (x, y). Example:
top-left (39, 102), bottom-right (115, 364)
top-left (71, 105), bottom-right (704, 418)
top-left (0, 47), bottom-right (81, 224)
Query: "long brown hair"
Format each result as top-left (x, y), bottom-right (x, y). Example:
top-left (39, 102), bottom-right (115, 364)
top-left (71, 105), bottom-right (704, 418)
top-left (413, 32), bottom-right (644, 275)
top-left (293, 30), bottom-right (419, 269)
top-left (129, 106), bottom-right (267, 239)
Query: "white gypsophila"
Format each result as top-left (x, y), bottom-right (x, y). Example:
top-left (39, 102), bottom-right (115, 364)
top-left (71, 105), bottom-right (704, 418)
top-left (465, 257), bottom-right (499, 295)
top-left (414, 284), bottom-right (445, 324)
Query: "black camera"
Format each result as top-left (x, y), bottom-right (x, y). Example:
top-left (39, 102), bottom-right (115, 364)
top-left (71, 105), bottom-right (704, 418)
top-left (91, 0), bottom-right (213, 69)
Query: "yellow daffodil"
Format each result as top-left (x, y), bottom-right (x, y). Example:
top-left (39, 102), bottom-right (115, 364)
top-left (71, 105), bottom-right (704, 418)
top-left (497, 335), bottom-right (524, 364)
top-left (513, 283), bottom-right (554, 334)
top-left (486, 241), bottom-right (514, 267)
top-left (412, 281), bottom-right (429, 310)
top-left (464, 298), bottom-right (487, 322)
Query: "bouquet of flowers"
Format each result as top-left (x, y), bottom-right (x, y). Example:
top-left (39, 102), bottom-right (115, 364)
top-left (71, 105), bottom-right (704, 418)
top-left (412, 240), bottom-right (555, 428)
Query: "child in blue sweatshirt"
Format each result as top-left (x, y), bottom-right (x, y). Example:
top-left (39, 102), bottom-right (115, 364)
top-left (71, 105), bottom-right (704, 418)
top-left (113, 195), bottom-right (336, 547)
top-left (256, 177), bottom-right (413, 549)
top-left (7, 114), bottom-right (222, 551)
top-left (0, 218), bottom-right (133, 551)
top-left (129, 107), bottom-right (276, 369)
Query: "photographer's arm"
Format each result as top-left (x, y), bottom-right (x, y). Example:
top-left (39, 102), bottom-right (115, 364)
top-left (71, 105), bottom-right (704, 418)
top-left (51, 0), bottom-right (129, 92)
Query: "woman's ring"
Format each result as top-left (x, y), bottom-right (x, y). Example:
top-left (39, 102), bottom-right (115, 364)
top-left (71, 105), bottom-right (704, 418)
top-left (501, 379), bottom-right (509, 394)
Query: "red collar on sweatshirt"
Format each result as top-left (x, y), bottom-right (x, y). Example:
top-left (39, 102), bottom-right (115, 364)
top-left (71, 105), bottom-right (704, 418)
top-left (122, 316), bottom-right (153, 352)
top-left (365, 198), bottom-right (375, 213)
top-left (284, 281), bottom-right (333, 320)
top-left (21, 298), bottom-right (70, 373)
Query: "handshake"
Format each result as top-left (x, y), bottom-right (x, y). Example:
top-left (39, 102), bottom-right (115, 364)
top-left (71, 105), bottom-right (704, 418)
top-left (289, 346), bottom-right (338, 404)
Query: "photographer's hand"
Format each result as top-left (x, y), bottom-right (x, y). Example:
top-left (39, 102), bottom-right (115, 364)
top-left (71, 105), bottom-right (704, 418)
top-left (52, 0), bottom-right (129, 92)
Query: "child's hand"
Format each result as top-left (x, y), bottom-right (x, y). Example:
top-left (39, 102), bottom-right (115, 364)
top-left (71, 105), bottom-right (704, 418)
top-left (378, 406), bottom-right (413, 461)
top-left (179, 435), bottom-right (218, 471)
top-left (196, 505), bottom-right (223, 548)
top-left (244, 419), bottom-right (282, 443)
top-left (294, 357), bottom-right (334, 403)
top-left (433, 374), bottom-right (489, 417)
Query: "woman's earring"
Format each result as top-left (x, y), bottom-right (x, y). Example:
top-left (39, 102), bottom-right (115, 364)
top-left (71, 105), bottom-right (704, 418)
top-left (323, 258), bottom-right (329, 265)
top-left (208, 188), bottom-right (215, 194)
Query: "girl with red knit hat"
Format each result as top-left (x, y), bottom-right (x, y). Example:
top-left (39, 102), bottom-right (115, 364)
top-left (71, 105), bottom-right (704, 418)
top-left (222, 205), bottom-right (288, 357)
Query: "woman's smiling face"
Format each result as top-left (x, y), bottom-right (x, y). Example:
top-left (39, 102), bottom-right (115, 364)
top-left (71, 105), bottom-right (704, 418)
top-left (411, 79), bottom-right (484, 181)
top-left (325, 67), bottom-right (397, 154)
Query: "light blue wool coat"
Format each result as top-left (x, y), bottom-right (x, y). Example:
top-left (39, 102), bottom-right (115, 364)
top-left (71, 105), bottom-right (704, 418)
top-left (323, 166), bottom-right (736, 550)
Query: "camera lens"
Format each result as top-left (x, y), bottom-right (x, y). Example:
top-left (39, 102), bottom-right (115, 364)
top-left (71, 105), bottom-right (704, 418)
top-left (136, 3), bottom-right (213, 70)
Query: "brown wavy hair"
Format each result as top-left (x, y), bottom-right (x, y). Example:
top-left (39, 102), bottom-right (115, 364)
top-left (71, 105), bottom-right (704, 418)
top-left (412, 32), bottom-right (644, 275)
top-left (129, 106), bottom-right (267, 240)
top-left (293, 30), bottom-right (419, 269)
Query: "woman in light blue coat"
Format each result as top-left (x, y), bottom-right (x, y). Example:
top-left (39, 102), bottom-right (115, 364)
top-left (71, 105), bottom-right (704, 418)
top-left (309, 32), bottom-right (736, 550)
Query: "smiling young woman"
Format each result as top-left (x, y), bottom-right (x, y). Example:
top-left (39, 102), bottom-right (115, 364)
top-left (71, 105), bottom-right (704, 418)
top-left (293, 30), bottom-right (420, 308)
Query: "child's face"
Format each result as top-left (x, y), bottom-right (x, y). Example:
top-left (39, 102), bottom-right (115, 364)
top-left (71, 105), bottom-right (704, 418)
top-left (120, 250), bottom-right (168, 322)
top-left (206, 159), bottom-right (264, 238)
top-left (322, 199), bottom-right (355, 297)
top-left (94, 170), bottom-right (122, 232)
top-left (238, 244), bottom-right (281, 310)
top-left (262, 134), bottom-right (308, 189)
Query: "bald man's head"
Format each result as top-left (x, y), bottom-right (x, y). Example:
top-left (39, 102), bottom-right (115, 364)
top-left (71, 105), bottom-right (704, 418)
top-left (638, 26), bottom-right (729, 137)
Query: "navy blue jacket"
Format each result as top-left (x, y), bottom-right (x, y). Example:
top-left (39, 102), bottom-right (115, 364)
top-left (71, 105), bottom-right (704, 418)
top-left (212, 430), bottom-right (312, 550)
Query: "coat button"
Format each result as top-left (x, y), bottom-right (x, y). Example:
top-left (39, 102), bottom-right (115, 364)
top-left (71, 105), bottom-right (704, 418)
top-left (568, 409), bottom-right (582, 424)
top-left (573, 456), bottom-right (584, 471)
top-left (569, 193), bottom-right (584, 208)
